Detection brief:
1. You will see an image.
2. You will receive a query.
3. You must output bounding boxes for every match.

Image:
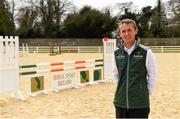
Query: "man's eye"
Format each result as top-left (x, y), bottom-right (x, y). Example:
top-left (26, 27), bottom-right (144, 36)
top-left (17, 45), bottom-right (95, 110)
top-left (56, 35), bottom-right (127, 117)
top-left (128, 29), bottom-right (132, 32)
top-left (121, 31), bottom-right (125, 33)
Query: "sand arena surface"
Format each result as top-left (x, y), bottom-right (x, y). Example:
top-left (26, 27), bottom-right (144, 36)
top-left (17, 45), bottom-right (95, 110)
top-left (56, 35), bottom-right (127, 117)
top-left (0, 53), bottom-right (180, 118)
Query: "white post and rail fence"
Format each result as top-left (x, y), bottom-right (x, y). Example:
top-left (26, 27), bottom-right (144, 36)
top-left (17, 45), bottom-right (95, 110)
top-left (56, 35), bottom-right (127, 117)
top-left (19, 45), bottom-right (180, 54)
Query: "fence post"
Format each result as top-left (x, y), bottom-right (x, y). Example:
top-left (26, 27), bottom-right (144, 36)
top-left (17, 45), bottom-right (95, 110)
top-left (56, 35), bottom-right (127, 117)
top-left (98, 46), bottom-right (101, 53)
top-left (161, 46), bottom-right (163, 53)
top-left (78, 46), bottom-right (80, 53)
top-left (26, 43), bottom-right (29, 54)
top-left (36, 47), bottom-right (39, 53)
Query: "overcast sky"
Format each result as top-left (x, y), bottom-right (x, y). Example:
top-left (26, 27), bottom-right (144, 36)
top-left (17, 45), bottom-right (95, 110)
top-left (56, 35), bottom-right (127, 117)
top-left (10, 0), bottom-right (169, 17)
top-left (70, 0), bottom-right (169, 15)
top-left (70, 0), bottom-right (168, 9)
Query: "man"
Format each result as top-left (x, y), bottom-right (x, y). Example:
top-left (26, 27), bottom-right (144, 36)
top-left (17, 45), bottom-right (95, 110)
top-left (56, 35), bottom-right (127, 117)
top-left (112, 19), bottom-right (157, 118)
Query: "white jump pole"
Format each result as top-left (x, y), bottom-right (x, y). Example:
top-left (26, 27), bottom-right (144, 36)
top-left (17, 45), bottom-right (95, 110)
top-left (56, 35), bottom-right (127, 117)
top-left (11, 36), bottom-right (25, 100)
top-left (103, 38), bottom-right (116, 82)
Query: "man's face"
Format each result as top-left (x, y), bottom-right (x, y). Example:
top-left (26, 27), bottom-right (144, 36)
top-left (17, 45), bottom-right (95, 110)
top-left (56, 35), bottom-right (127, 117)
top-left (119, 23), bottom-right (138, 46)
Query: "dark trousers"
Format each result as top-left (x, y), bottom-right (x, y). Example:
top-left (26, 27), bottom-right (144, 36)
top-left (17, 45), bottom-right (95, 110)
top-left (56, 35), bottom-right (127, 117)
top-left (115, 106), bottom-right (150, 118)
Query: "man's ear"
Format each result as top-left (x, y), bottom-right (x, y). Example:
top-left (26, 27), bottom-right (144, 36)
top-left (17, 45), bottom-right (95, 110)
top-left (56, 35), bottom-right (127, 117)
top-left (135, 28), bottom-right (138, 35)
top-left (117, 29), bottom-right (122, 38)
top-left (117, 28), bottom-right (120, 36)
top-left (118, 32), bottom-right (121, 38)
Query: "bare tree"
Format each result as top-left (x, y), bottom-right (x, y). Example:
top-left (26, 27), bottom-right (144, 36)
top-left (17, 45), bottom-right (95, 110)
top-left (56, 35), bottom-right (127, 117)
top-left (116, 2), bottom-right (138, 15)
top-left (31, 0), bottom-right (72, 37)
top-left (166, 0), bottom-right (180, 21)
top-left (16, 0), bottom-right (73, 37)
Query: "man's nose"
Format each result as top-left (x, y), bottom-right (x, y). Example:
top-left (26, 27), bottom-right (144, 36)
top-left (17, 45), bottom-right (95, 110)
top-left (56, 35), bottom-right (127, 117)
top-left (125, 31), bottom-right (129, 35)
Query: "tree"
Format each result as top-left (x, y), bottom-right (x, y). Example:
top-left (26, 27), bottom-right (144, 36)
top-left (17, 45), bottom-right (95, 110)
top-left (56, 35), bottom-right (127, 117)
top-left (139, 6), bottom-right (154, 37)
top-left (16, 6), bottom-right (39, 38)
top-left (116, 2), bottom-right (141, 38)
top-left (63, 6), bottom-right (117, 38)
top-left (150, 0), bottom-right (168, 37)
top-left (165, 0), bottom-right (180, 37)
top-left (116, 2), bottom-right (139, 21)
top-left (166, 0), bottom-right (180, 22)
top-left (16, 0), bottom-right (72, 38)
top-left (34, 0), bottom-right (71, 37)
top-left (116, 2), bottom-right (138, 16)
top-left (0, 0), bottom-right (15, 35)
top-left (8, 0), bottom-right (16, 34)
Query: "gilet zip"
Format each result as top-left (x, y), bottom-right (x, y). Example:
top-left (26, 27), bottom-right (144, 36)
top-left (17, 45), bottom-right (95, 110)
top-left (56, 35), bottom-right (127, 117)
top-left (126, 55), bottom-right (130, 109)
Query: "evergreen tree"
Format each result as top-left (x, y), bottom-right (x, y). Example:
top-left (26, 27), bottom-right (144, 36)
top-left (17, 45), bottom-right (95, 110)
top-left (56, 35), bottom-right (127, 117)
top-left (63, 6), bottom-right (117, 38)
top-left (0, 0), bottom-right (15, 35)
top-left (150, 0), bottom-right (167, 37)
top-left (139, 6), bottom-right (154, 37)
